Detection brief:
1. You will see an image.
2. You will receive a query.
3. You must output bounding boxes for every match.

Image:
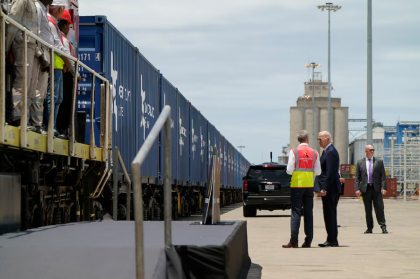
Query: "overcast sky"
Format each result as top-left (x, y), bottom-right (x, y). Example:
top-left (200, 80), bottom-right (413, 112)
top-left (81, 0), bottom-right (420, 165)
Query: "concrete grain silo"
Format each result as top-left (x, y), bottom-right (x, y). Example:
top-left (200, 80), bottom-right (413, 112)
top-left (333, 107), bottom-right (349, 164)
top-left (289, 73), bottom-right (349, 163)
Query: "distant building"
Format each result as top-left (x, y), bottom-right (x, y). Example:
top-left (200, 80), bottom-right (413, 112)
top-left (349, 126), bottom-right (385, 165)
top-left (289, 73), bottom-right (348, 163)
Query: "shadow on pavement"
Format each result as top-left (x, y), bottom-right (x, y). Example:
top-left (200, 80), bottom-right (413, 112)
top-left (254, 215), bottom-right (291, 218)
top-left (177, 203), bottom-right (243, 221)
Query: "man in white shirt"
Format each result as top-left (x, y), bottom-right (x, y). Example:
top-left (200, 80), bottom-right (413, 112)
top-left (6, 0), bottom-right (39, 128)
top-left (282, 130), bottom-right (321, 248)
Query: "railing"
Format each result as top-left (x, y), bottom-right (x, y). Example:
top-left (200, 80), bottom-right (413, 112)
top-left (0, 9), bottom-right (111, 161)
top-left (131, 105), bottom-right (172, 279)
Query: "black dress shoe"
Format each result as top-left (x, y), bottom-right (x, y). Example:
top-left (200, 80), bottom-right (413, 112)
top-left (318, 241), bottom-right (339, 247)
top-left (364, 229), bottom-right (373, 234)
top-left (302, 242), bottom-right (311, 248)
top-left (382, 227), bottom-right (388, 234)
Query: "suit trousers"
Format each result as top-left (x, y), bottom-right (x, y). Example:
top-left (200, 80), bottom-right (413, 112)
top-left (290, 188), bottom-right (314, 244)
top-left (362, 186), bottom-right (386, 229)
top-left (322, 189), bottom-right (339, 242)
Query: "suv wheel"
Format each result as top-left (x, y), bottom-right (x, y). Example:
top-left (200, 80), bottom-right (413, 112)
top-left (243, 205), bottom-right (257, 217)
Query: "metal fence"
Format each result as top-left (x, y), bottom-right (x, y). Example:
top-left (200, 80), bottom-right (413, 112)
top-left (382, 131), bottom-right (420, 200)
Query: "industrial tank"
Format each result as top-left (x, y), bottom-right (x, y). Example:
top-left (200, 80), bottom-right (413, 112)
top-left (289, 107), bottom-right (304, 149)
top-left (333, 107), bottom-right (349, 164)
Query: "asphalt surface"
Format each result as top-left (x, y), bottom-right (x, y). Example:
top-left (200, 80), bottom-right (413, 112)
top-left (215, 197), bottom-right (420, 279)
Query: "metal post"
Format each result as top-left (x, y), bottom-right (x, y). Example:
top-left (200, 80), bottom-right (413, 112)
top-left (327, 7), bottom-right (331, 132)
top-left (20, 31), bottom-right (28, 148)
top-left (90, 74), bottom-right (96, 159)
top-left (104, 83), bottom-right (110, 161)
top-left (131, 106), bottom-right (171, 279)
top-left (311, 65), bottom-right (315, 148)
top-left (303, 97), bottom-right (306, 130)
top-left (113, 146), bottom-right (119, 220)
top-left (70, 60), bottom-right (79, 156)
top-left (404, 130), bottom-right (407, 201)
top-left (0, 10), bottom-right (5, 144)
top-left (164, 117), bottom-right (172, 249)
top-left (132, 164), bottom-right (144, 279)
top-left (391, 137), bottom-right (394, 178)
top-left (47, 49), bottom-right (54, 153)
top-left (367, 0), bottom-right (373, 144)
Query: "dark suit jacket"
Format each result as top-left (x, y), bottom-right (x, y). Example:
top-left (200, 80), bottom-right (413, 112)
top-left (355, 157), bottom-right (387, 193)
top-left (318, 144), bottom-right (341, 193)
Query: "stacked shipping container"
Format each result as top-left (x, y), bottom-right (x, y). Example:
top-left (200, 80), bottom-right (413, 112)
top-left (79, 16), bottom-right (251, 189)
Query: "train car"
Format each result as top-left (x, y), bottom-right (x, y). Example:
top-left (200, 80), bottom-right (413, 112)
top-left (0, 3), bottom-right (252, 235)
top-left (0, 0), bottom-right (115, 235)
top-left (79, 16), bottom-right (160, 183)
top-left (219, 134), bottom-right (225, 189)
top-left (160, 76), bottom-right (178, 185)
top-left (177, 91), bottom-right (189, 186)
top-left (189, 105), bottom-right (208, 187)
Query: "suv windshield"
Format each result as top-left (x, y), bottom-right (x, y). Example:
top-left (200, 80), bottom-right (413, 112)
top-left (247, 166), bottom-right (289, 180)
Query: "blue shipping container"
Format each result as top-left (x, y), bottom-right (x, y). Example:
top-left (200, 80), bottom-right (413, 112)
top-left (79, 16), bottom-right (159, 179)
top-left (227, 141), bottom-right (234, 187)
top-left (207, 123), bottom-right (220, 179)
top-left (160, 76), bottom-right (178, 183)
top-left (189, 105), bottom-right (208, 185)
top-left (177, 92), bottom-right (190, 185)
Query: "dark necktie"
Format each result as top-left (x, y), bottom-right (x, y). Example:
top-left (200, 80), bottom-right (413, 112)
top-left (368, 158), bottom-right (373, 183)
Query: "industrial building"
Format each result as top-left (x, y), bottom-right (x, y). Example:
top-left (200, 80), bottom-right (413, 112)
top-left (289, 73), bottom-right (348, 163)
top-left (349, 122), bottom-right (420, 198)
top-left (349, 125), bottom-right (385, 164)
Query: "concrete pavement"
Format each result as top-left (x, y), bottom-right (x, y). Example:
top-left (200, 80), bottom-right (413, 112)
top-left (221, 198), bottom-right (420, 279)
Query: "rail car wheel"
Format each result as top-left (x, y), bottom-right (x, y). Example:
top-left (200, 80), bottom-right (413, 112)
top-left (118, 204), bottom-right (127, 220)
top-left (180, 196), bottom-right (189, 217)
top-left (149, 198), bottom-right (161, 221)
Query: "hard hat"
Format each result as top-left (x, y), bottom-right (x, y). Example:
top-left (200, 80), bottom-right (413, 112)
top-left (60, 10), bottom-right (73, 25)
top-left (51, 0), bottom-right (68, 7)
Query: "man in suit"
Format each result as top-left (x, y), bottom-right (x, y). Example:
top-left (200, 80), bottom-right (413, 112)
top-left (317, 131), bottom-right (341, 247)
top-left (355, 145), bottom-right (388, 234)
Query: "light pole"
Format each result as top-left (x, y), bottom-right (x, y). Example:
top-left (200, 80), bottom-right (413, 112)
top-left (299, 94), bottom-right (310, 129)
top-left (367, 0), bottom-right (373, 144)
top-left (305, 63), bottom-right (321, 148)
top-left (238, 146), bottom-right (245, 154)
top-left (317, 3), bottom-right (341, 132)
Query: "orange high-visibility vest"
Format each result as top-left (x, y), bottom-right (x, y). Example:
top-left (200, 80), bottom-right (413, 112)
top-left (291, 145), bottom-right (318, 188)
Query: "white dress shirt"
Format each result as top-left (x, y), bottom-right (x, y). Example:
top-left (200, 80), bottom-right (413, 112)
top-left (324, 143), bottom-right (332, 152)
top-left (286, 143), bottom-right (321, 175)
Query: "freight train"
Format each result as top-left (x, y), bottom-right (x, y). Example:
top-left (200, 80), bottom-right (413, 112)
top-left (0, 1), bottom-right (251, 234)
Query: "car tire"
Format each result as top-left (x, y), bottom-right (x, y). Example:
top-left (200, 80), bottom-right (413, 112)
top-left (243, 205), bottom-right (257, 217)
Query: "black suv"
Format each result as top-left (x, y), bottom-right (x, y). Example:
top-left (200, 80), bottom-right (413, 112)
top-left (242, 163), bottom-right (291, 217)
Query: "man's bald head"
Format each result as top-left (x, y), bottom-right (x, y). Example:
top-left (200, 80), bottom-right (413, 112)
top-left (365, 145), bottom-right (374, 159)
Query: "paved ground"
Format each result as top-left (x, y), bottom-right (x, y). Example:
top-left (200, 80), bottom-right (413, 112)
top-left (219, 197), bottom-right (420, 279)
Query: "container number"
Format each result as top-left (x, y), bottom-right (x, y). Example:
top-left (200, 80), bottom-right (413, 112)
top-left (79, 53), bottom-right (91, 61)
